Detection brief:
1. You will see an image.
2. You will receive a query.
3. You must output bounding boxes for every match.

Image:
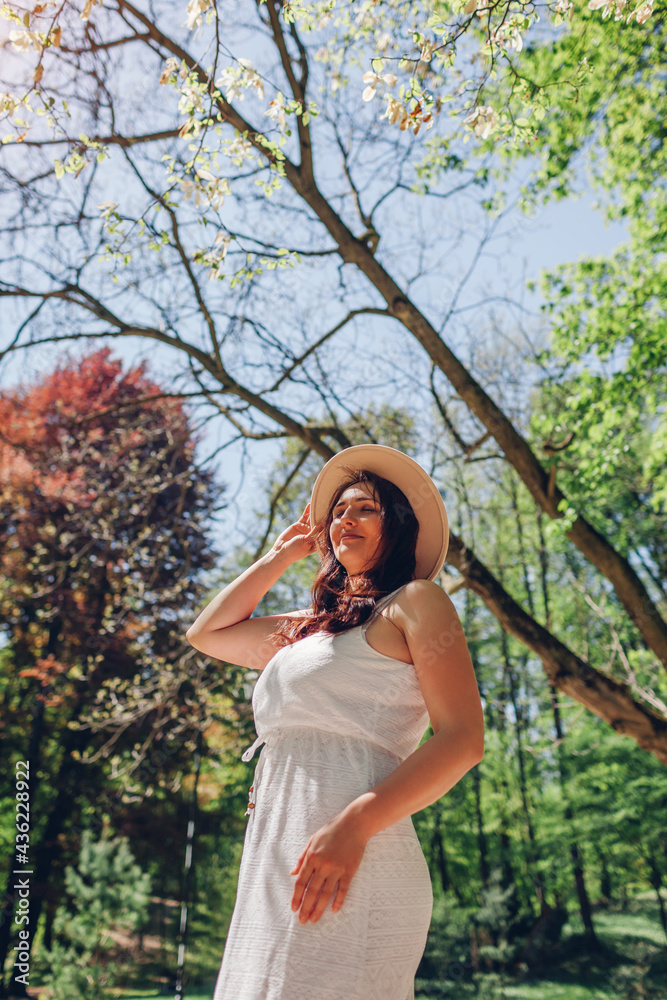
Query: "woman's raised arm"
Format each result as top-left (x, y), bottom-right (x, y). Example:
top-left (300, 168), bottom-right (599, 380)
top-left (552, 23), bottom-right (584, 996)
top-left (185, 503), bottom-right (317, 670)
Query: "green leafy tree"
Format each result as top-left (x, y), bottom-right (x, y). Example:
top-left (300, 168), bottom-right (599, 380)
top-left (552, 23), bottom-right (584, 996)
top-left (40, 829), bottom-right (152, 1000)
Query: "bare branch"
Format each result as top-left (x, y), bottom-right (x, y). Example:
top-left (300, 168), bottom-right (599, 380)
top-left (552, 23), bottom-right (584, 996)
top-left (429, 367), bottom-right (492, 459)
top-left (263, 0), bottom-right (313, 180)
top-left (267, 307), bottom-right (391, 392)
top-left (252, 446), bottom-right (311, 560)
top-left (19, 129), bottom-right (182, 148)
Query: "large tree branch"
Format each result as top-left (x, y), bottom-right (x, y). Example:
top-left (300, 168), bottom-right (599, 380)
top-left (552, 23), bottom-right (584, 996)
top-left (446, 535), bottom-right (667, 764)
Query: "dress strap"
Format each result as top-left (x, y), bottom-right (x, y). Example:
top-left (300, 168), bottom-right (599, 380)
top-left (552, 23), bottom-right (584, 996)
top-left (362, 584), bottom-right (409, 633)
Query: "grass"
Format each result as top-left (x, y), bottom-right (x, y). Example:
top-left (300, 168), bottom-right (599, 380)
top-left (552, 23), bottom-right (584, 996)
top-left (26, 892), bottom-right (666, 1000)
top-left (414, 892), bottom-right (666, 1000)
top-left (110, 992), bottom-right (216, 1000)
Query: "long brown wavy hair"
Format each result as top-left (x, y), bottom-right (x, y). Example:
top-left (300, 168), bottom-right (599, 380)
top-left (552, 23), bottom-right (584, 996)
top-left (272, 468), bottom-right (419, 647)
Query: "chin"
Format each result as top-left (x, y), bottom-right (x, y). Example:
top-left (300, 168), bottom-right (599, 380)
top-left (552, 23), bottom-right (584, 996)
top-left (337, 558), bottom-right (361, 575)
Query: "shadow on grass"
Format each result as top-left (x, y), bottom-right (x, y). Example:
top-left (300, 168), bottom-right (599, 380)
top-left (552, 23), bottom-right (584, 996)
top-left (414, 896), bottom-right (667, 1000)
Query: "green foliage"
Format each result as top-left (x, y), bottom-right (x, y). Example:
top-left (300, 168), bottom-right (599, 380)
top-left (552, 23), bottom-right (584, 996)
top-left (560, 712), bottom-right (667, 879)
top-left (507, 7), bottom-right (667, 628)
top-left (525, 23), bottom-right (667, 566)
top-left (40, 829), bottom-right (151, 1000)
top-left (473, 868), bottom-right (523, 966)
top-left (523, 8), bottom-right (667, 227)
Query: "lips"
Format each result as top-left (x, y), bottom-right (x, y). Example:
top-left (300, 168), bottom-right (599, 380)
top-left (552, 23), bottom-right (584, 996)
top-left (341, 533), bottom-right (362, 540)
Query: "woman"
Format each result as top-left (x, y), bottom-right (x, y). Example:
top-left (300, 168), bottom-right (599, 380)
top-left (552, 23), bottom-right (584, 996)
top-left (186, 445), bottom-right (484, 1000)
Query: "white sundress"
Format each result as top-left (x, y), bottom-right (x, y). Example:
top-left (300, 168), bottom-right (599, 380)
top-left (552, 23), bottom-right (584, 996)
top-left (212, 585), bottom-right (434, 1000)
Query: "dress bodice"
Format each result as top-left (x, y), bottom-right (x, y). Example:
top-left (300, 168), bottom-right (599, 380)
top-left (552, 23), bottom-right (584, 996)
top-left (249, 587), bottom-right (431, 762)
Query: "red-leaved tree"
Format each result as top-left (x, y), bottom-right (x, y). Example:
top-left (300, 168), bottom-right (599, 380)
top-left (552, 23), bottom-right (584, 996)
top-left (0, 349), bottom-right (222, 994)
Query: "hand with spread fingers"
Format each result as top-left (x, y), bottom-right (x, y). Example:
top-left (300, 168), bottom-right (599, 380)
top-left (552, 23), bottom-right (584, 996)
top-left (271, 501), bottom-right (318, 565)
top-left (290, 814), bottom-right (368, 924)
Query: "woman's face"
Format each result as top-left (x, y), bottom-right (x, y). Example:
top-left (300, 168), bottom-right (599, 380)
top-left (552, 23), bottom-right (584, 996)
top-left (328, 482), bottom-right (384, 576)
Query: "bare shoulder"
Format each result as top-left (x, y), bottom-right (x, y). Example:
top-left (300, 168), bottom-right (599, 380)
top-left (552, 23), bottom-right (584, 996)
top-left (394, 579), bottom-right (456, 618)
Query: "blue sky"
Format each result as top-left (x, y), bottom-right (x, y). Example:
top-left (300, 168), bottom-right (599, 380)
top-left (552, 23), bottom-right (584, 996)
top-left (0, 1), bottom-right (630, 564)
top-left (206, 185), bottom-right (628, 553)
top-left (0, 179), bottom-right (628, 562)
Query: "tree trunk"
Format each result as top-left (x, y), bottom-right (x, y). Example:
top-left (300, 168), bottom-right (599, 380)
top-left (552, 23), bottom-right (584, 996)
top-left (430, 820), bottom-right (454, 898)
top-left (568, 832), bottom-right (597, 945)
top-left (465, 591), bottom-right (490, 893)
top-left (492, 651), bottom-right (518, 893)
top-left (646, 853), bottom-right (667, 942)
top-left (549, 680), bottom-right (598, 946)
top-left (42, 900), bottom-right (56, 953)
top-left (597, 848), bottom-right (612, 903)
top-left (501, 634), bottom-right (544, 917)
top-left (472, 764), bottom-right (490, 891)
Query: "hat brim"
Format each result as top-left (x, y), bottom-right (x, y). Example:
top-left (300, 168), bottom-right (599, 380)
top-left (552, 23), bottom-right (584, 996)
top-left (310, 445), bottom-right (449, 581)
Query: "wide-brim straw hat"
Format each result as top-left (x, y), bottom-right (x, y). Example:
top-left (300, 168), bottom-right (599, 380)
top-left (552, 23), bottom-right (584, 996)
top-left (310, 445), bottom-right (449, 581)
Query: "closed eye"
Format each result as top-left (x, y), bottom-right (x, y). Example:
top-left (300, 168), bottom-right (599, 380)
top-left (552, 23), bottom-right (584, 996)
top-left (334, 503), bottom-right (379, 515)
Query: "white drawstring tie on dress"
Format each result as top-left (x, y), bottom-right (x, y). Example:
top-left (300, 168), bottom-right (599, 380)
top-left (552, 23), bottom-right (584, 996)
top-left (241, 734), bottom-right (267, 762)
top-left (242, 735), bottom-right (268, 816)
